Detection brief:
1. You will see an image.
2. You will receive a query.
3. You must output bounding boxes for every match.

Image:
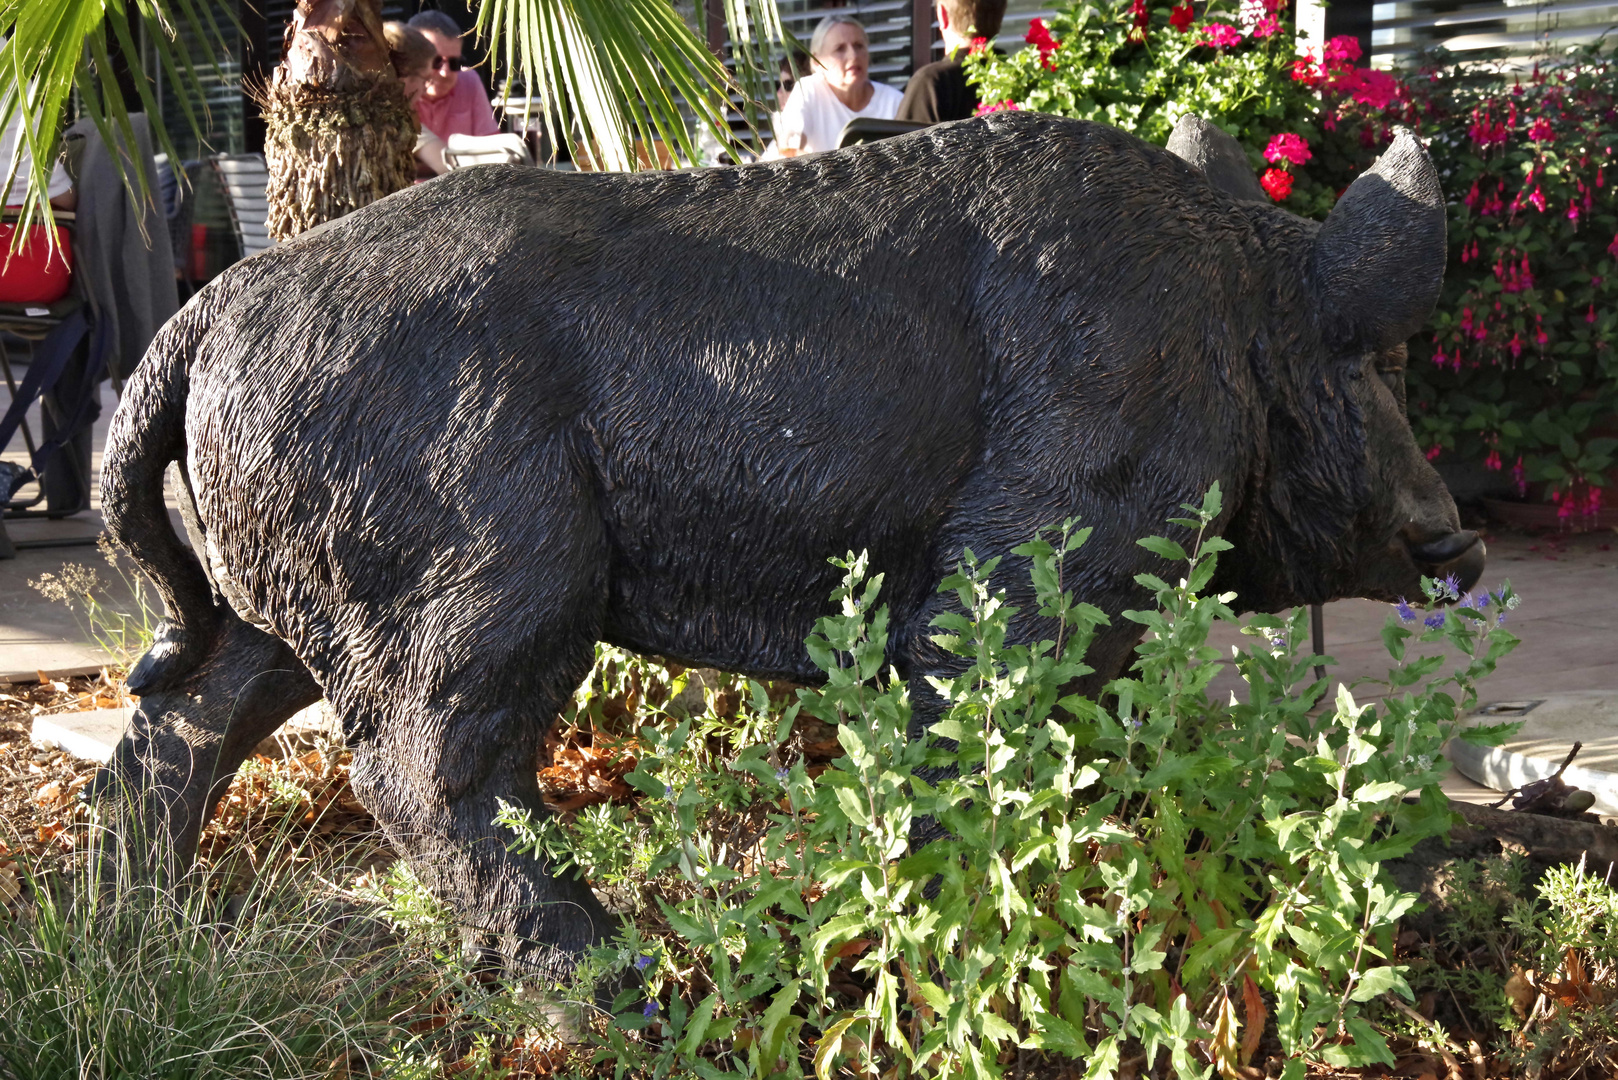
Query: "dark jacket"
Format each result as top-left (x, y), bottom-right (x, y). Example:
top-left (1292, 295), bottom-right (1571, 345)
top-left (897, 53), bottom-right (978, 124)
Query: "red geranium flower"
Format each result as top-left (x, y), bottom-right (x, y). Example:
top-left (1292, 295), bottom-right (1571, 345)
top-left (1169, 3), bottom-right (1195, 31)
top-left (1323, 34), bottom-right (1362, 69)
top-left (1199, 23), bottom-right (1243, 48)
top-left (1291, 57), bottom-right (1320, 87)
top-left (1025, 18), bottom-right (1060, 69)
top-left (1260, 167), bottom-right (1293, 201)
top-left (1264, 132), bottom-right (1312, 166)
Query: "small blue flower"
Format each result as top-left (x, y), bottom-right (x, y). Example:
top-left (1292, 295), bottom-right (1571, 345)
top-left (774, 768), bottom-right (789, 783)
top-left (1497, 610), bottom-right (1508, 626)
top-left (634, 954), bottom-right (653, 971)
top-left (1441, 573), bottom-right (1461, 598)
top-left (663, 784), bottom-right (673, 798)
top-left (1396, 598), bottom-right (1416, 622)
top-left (643, 1000), bottom-right (659, 1018)
top-left (1424, 611), bottom-right (1446, 629)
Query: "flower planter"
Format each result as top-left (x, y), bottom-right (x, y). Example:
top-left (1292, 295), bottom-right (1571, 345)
top-left (1481, 497), bottom-right (1618, 532)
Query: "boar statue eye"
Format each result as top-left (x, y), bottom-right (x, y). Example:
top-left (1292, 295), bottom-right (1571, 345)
top-left (1373, 343), bottom-right (1408, 410)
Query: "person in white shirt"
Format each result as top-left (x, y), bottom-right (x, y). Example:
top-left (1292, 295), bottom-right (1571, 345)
top-left (2, 110), bottom-right (76, 210)
top-left (767, 14), bottom-right (902, 157)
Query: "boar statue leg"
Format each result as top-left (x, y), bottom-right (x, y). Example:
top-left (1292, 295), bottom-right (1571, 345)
top-left (92, 613), bottom-right (322, 884)
top-left (332, 524), bottom-right (615, 978)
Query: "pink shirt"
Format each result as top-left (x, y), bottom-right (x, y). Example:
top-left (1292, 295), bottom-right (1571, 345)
top-left (415, 70), bottom-right (499, 140)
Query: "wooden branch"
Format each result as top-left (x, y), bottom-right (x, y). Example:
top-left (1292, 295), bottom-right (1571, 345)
top-left (1445, 799), bottom-right (1618, 876)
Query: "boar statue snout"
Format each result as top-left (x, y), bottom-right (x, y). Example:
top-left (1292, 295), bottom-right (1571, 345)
top-left (1406, 529), bottom-right (1486, 596)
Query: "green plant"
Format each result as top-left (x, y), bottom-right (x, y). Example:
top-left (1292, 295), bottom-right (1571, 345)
top-left (0, 815), bottom-right (430, 1078)
top-left (1403, 45), bottom-right (1618, 516)
top-left (1498, 856), bottom-right (1618, 1076)
top-left (960, 0), bottom-right (1414, 217)
top-left (28, 536), bottom-right (160, 671)
top-left (504, 490), bottom-right (1523, 1079)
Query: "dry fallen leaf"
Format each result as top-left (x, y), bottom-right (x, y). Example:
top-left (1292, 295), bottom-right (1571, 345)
top-left (1504, 967), bottom-right (1536, 1019)
top-left (0, 866), bottom-right (20, 904)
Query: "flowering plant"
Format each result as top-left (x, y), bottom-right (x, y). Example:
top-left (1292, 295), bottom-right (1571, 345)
top-left (1403, 46), bottom-right (1618, 520)
top-left (962, 0), bottom-right (1416, 219)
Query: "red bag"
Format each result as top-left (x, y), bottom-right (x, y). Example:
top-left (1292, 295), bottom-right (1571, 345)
top-left (0, 222), bottom-right (73, 304)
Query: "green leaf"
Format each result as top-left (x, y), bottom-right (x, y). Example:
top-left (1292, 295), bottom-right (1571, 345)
top-left (1137, 536), bottom-right (1189, 562)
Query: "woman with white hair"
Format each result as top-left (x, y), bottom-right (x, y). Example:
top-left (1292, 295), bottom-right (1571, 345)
top-left (769, 14), bottom-right (902, 156)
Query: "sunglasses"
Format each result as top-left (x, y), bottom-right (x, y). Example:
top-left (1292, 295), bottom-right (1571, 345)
top-left (431, 55), bottom-right (464, 72)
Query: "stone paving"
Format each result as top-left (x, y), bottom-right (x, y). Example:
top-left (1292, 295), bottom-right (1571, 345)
top-left (3, 380), bottom-right (1614, 802)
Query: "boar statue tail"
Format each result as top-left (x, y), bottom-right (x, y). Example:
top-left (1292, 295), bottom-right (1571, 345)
top-left (101, 316), bottom-right (222, 694)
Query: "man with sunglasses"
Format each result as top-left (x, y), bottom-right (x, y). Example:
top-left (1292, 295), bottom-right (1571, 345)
top-left (406, 9), bottom-right (498, 174)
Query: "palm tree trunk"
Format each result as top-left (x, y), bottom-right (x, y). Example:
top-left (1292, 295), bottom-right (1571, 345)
top-left (263, 0), bottom-right (417, 241)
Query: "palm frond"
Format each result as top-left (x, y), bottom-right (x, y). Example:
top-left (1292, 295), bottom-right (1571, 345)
top-left (0, 0), bottom-right (232, 241)
top-left (479, 0), bottom-right (788, 169)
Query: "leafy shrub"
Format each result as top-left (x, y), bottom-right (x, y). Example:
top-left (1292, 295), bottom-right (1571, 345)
top-left (960, 0), bottom-right (1414, 217)
top-left (503, 490), bottom-right (1522, 1079)
top-left (1403, 46), bottom-right (1618, 517)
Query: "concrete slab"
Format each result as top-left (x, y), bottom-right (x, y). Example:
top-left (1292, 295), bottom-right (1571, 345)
top-left (1448, 691), bottom-right (1618, 817)
top-left (30, 707), bottom-right (130, 763)
top-left (29, 701), bottom-right (340, 764)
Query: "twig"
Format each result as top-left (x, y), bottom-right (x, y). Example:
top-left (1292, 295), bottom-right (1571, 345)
top-left (1488, 742), bottom-right (1582, 809)
top-left (1383, 993), bottom-right (1467, 1080)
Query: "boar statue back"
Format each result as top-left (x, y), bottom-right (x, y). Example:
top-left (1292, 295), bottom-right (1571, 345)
top-left (98, 111), bottom-right (1482, 972)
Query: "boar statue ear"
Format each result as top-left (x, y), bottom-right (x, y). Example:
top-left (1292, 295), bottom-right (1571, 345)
top-left (1313, 128), bottom-right (1447, 352)
top-left (1166, 114), bottom-right (1268, 203)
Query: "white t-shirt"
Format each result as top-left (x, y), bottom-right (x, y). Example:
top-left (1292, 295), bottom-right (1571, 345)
top-left (2, 112), bottom-right (72, 206)
top-left (774, 72), bottom-right (903, 155)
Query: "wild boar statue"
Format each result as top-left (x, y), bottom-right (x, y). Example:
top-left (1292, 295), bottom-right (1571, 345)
top-left (97, 111), bottom-right (1483, 973)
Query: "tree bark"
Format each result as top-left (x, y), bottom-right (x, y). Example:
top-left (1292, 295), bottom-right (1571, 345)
top-left (263, 0), bottom-right (417, 241)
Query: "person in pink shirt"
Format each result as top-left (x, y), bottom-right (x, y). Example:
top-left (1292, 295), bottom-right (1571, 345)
top-left (407, 10), bottom-right (498, 175)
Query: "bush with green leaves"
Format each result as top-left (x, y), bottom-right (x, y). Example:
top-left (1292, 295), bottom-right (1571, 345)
top-left (1402, 45), bottom-right (1618, 517)
top-left (959, 0), bottom-right (1414, 217)
top-left (501, 488), bottom-right (1523, 1079)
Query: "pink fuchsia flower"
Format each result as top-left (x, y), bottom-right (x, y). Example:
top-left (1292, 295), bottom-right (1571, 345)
top-left (1170, 3), bottom-right (1195, 31)
top-left (1425, 445), bottom-right (1442, 461)
top-left (1323, 34), bottom-right (1362, 68)
top-left (1608, 232), bottom-right (1618, 258)
top-left (1260, 167), bottom-right (1293, 201)
top-left (975, 99), bottom-right (1021, 115)
top-left (1485, 450), bottom-right (1502, 470)
top-left (1528, 186), bottom-right (1546, 213)
top-left (1199, 23), bottom-right (1244, 48)
top-left (1512, 457), bottom-right (1526, 495)
top-left (1264, 132), bottom-right (1312, 166)
top-left (1526, 117), bottom-right (1555, 141)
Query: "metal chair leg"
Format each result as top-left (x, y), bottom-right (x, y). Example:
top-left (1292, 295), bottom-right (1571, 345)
top-left (1311, 603), bottom-right (1326, 683)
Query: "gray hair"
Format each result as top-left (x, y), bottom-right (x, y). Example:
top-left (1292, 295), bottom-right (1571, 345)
top-left (407, 10), bottom-right (463, 39)
top-left (809, 13), bottom-right (866, 58)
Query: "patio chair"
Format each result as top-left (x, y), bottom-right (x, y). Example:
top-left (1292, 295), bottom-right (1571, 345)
top-left (210, 153), bottom-right (275, 261)
top-left (0, 213), bottom-right (105, 558)
top-left (444, 133), bottom-right (534, 171)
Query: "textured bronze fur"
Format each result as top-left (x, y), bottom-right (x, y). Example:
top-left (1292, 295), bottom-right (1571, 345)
top-left (98, 113), bottom-right (1482, 968)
